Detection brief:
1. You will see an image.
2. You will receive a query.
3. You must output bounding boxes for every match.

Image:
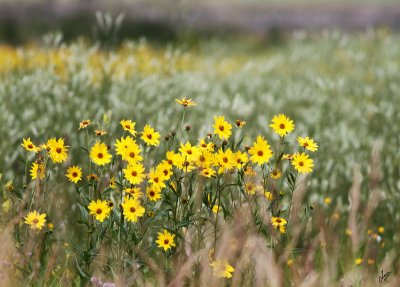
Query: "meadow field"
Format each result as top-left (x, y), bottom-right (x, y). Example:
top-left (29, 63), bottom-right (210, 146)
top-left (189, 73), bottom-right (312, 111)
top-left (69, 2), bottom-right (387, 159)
top-left (0, 29), bottom-right (399, 286)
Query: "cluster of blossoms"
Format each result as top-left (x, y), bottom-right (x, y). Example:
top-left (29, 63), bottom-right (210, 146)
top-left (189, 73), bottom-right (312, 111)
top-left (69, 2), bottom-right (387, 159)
top-left (21, 98), bottom-right (317, 279)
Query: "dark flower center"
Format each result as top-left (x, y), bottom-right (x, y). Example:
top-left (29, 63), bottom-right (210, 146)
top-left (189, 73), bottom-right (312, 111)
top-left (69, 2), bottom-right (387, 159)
top-left (131, 171), bottom-right (137, 177)
top-left (219, 126), bottom-right (224, 131)
top-left (72, 172), bottom-right (78, 177)
top-left (56, 147), bottom-right (62, 153)
top-left (28, 144), bottom-right (33, 149)
top-left (279, 124), bottom-right (285, 129)
top-left (130, 207), bottom-right (136, 213)
top-left (257, 151), bottom-right (263, 156)
top-left (147, 134), bottom-right (152, 139)
top-left (33, 219), bottom-right (39, 224)
top-left (164, 239), bottom-right (169, 245)
top-left (98, 153), bottom-right (103, 159)
top-left (96, 208), bottom-right (102, 214)
top-left (130, 152), bottom-right (135, 158)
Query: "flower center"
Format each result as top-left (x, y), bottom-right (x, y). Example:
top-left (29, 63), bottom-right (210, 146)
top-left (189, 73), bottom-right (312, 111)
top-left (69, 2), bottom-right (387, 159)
top-left (147, 134), bottom-right (152, 139)
top-left (163, 170), bottom-right (168, 176)
top-left (154, 177), bottom-right (159, 183)
top-left (72, 172), bottom-right (78, 177)
top-left (257, 151), bottom-right (263, 156)
top-left (96, 208), bottom-right (102, 214)
top-left (130, 207), bottom-right (136, 213)
top-left (150, 191), bottom-right (155, 196)
top-left (28, 144), bottom-right (33, 149)
top-left (299, 162), bottom-right (304, 167)
top-left (56, 147), bottom-right (62, 153)
top-left (164, 239), bottom-right (169, 245)
top-left (98, 153), bottom-right (103, 159)
top-left (125, 125), bottom-right (131, 129)
top-left (33, 218), bottom-right (39, 224)
top-left (167, 159), bottom-right (173, 165)
top-left (222, 157), bottom-right (228, 163)
top-left (276, 218), bottom-right (282, 223)
top-left (187, 150), bottom-right (192, 155)
top-left (129, 152), bottom-right (135, 158)
top-left (131, 171), bottom-right (138, 177)
top-left (219, 125), bottom-right (224, 131)
top-left (279, 124), bottom-right (285, 129)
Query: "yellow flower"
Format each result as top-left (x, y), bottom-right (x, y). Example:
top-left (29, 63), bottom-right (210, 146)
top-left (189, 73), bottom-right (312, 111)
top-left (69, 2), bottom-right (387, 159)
top-left (24, 210), bottom-right (46, 230)
top-left (270, 168), bottom-right (282, 180)
top-left (234, 151), bottom-right (248, 169)
top-left (200, 167), bottom-right (216, 178)
top-left (95, 129), bottom-right (107, 136)
top-left (292, 152), bottom-right (314, 174)
top-left (271, 217), bottom-right (287, 233)
top-left (123, 162), bottom-right (146, 185)
top-left (156, 160), bottom-right (173, 180)
top-left (378, 226), bottom-right (384, 234)
top-left (215, 148), bottom-right (235, 173)
top-left (248, 136), bottom-right (273, 165)
top-left (146, 185), bottom-right (162, 201)
top-left (269, 114), bottom-right (295, 137)
top-left (175, 98), bottom-right (196, 107)
top-left (244, 166), bottom-right (257, 177)
top-left (245, 181), bottom-right (256, 195)
top-left (109, 176), bottom-right (117, 189)
top-left (65, 165), bottom-right (82, 183)
top-left (156, 229), bottom-right (176, 251)
top-left (346, 229), bottom-right (352, 236)
top-left (124, 187), bottom-right (143, 199)
top-left (179, 142), bottom-right (200, 162)
top-left (30, 162), bottom-right (46, 180)
top-left (121, 141), bottom-right (143, 164)
top-left (121, 197), bottom-right (145, 222)
top-left (264, 191), bottom-right (273, 201)
top-left (90, 142), bottom-right (112, 166)
top-left (235, 120), bottom-right (246, 128)
top-left (5, 181), bottom-right (14, 192)
top-left (174, 154), bottom-right (196, 173)
top-left (148, 168), bottom-right (166, 190)
top-left (195, 149), bottom-right (215, 169)
top-left (282, 154), bottom-right (293, 161)
top-left (47, 138), bottom-right (69, 163)
top-left (367, 259), bottom-right (375, 265)
top-left (213, 116), bottom-right (232, 140)
top-left (141, 124), bottom-right (160, 146)
top-left (212, 205), bottom-right (220, 214)
top-left (198, 138), bottom-right (215, 151)
top-left (87, 173), bottom-right (99, 182)
top-left (120, 119), bottom-right (137, 136)
top-left (166, 151), bottom-right (180, 166)
top-left (287, 259), bottom-right (294, 266)
top-left (355, 258), bottom-right (363, 266)
top-left (88, 199), bottom-right (111, 222)
top-left (297, 136), bottom-right (318, 152)
top-left (78, 120), bottom-right (92, 131)
top-left (324, 197), bottom-right (332, 205)
top-left (21, 138), bottom-right (40, 153)
top-left (210, 260), bottom-right (235, 278)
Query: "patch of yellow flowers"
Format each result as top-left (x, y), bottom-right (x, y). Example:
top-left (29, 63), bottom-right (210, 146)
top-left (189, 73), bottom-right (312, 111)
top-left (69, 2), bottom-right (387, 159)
top-left (20, 98), bottom-right (317, 279)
